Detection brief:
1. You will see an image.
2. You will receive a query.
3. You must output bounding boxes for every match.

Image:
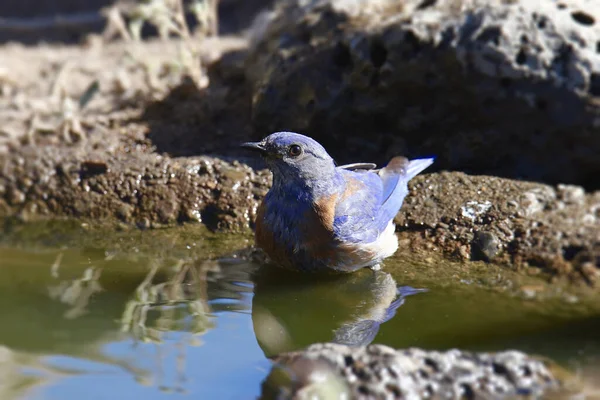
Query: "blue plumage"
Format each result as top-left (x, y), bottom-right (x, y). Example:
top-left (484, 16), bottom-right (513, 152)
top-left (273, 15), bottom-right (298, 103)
top-left (333, 170), bottom-right (383, 243)
top-left (242, 132), bottom-right (434, 273)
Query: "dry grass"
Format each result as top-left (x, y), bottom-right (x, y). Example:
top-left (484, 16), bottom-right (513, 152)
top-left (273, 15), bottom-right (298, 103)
top-left (0, 0), bottom-right (227, 152)
top-left (103, 0), bottom-right (219, 88)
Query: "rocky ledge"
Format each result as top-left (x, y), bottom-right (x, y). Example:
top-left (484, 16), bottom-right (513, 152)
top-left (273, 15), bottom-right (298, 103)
top-left (400, 172), bottom-right (599, 286)
top-left (3, 147), bottom-right (597, 285)
top-left (261, 343), bottom-right (570, 399)
top-left (0, 143), bottom-right (269, 232)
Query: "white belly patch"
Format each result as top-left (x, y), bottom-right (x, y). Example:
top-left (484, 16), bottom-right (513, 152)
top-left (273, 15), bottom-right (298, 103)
top-left (338, 221), bottom-right (399, 270)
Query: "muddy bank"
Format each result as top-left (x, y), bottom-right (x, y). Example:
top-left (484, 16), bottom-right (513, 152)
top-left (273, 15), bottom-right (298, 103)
top-left (0, 144), bottom-right (269, 232)
top-left (399, 172), bottom-right (600, 286)
top-left (2, 138), bottom-right (597, 285)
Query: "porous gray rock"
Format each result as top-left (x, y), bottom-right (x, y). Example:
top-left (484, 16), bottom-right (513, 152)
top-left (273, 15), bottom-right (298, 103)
top-left (247, 0), bottom-right (600, 189)
top-left (264, 342), bottom-right (565, 399)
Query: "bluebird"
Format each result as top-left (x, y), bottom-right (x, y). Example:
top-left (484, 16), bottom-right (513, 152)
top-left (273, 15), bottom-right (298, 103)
top-left (242, 132), bottom-right (434, 273)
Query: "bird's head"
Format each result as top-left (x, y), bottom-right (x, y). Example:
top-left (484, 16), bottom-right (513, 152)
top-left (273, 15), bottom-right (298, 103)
top-left (241, 132), bottom-right (336, 186)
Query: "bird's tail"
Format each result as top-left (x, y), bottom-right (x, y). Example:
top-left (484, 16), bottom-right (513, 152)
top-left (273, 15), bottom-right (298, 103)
top-left (377, 156), bottom-right (435, 226)
top-left (405, 157), bottom-right (435, 181)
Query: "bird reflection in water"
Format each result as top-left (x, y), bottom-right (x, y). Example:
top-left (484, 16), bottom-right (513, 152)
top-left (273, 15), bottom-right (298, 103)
top-left (251, 263), bottom-right (427, 358)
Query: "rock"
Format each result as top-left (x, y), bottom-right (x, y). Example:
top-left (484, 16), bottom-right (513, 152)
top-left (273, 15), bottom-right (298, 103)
top-left (397, 171), bottom-right (600, 286)
top-left (261, 356), bottom-right (351, 400)
top-left (246, 0), bottom-right (600, 189)
top-left (264, 343), bottom-right (564, 399)
top-left (6, 187), bottom-right (25, 205)
top-left (557, 183), bottom-right (586, 206)
top-left (0, 143), bottom-right (270, 232)
top-left (471, 230), bottom-right (501, 261)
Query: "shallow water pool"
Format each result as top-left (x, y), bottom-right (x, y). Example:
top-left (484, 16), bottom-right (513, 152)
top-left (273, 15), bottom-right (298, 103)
top-left (0, 220), bottom-right (598, 398)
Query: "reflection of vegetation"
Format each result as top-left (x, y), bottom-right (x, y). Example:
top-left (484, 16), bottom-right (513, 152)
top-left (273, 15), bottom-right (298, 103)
top-left (40, 251), bottom-right (230, 392)
top-left (48, 261), bottom-right (104, 320)
top-left (120, 260), bottom-right (215, 343)
top-left (114, 256), bottom-right (256, 392)
top-left (103, 0), bottom-right (220, 90)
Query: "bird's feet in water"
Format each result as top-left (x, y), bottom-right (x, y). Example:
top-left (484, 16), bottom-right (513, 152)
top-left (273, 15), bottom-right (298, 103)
top-left (369, 263), bottom-right (382, 271)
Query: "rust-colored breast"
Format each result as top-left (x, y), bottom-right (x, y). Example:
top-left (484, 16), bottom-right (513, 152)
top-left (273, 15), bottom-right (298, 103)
top-left (311, 193), bottom-right (338, 231)
top-left (254, 191), bottom-right (372, 271)
top-left (299, 193), bottom-right (339, 263)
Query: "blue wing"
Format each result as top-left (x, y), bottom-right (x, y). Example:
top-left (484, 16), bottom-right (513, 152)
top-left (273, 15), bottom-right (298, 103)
top-left (332, 157), bottom-right (434, 244)
top-left (378, 157), bottom-right (434, 225)
top-left (332, 169), bottom-right (384, 243)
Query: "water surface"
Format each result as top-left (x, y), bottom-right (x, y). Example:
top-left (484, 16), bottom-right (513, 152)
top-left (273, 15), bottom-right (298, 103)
top-left (0, 220), bottom-right (599, 398)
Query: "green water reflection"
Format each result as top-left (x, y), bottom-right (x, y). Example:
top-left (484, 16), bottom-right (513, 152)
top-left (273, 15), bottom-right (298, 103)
top-left (0, 220), bottom-right (599, 398)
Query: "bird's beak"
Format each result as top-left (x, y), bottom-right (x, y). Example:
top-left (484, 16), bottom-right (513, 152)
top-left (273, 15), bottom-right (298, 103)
top-left (240, 141), bottom-right (267, 155)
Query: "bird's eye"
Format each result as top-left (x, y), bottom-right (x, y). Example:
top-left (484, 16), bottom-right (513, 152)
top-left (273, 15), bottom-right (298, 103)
top-left (287, 144), bottom-right (302, 158)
